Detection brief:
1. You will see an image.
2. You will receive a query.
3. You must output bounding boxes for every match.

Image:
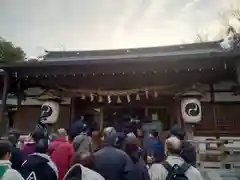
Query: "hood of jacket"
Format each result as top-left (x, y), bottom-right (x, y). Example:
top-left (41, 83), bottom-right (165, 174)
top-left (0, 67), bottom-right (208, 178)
top-left (22, 153), bottom-right (49, 168)
top-left (64, 163), bottom-right (104, 180)
top-left (0, 160), bottom-right (11, 168)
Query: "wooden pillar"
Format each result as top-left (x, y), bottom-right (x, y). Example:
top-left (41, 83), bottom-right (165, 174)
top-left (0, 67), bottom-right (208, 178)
top-left (172, 99), bottom-right (182, 126)
top-left (8, 110), bottom-right (15, 128)
top-left (69, 97), bottom-right (75, 127)
top-left (0, 70), bottom-right (10, 125)
top-left (210, 83), bottom-right (217, 136)
top-left (144, 107), bottom-right (148, 117)
top-left (176, 100), bottom-right (183, 128)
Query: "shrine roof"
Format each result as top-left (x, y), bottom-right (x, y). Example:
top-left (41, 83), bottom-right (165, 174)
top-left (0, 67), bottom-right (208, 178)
top-left (43, 41), bottom-right (223, 62)
top-left (1, 40), bottom-right (238, 69)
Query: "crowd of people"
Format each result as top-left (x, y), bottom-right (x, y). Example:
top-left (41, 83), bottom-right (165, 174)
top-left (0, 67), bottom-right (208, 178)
top-left (0, 121), bottom-right (203, 180)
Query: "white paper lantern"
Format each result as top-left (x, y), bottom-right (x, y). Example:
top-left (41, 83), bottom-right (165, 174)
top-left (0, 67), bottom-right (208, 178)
top-left (39, 101), bottom-right (60, 124)
top-left (181, 98), bottom-right (201, 123)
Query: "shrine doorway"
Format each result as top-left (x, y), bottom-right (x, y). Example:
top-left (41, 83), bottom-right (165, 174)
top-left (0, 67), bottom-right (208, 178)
top-left (102, 106), bottom-right (170, 134)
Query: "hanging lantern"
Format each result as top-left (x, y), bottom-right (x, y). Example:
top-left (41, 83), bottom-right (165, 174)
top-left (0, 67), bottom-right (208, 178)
top-left (81, 94), bottom-right (86, 100)
top-left (90, 93), bottom-right (94, 101)
top-left (107, 95), bottom-right (111, 104)
top-left (154, 91), bottom-right (158, 98)
top-left (136, 94), bottom-right (140, 101)
top-left (117, 96), bottom-right (122, 104)
top-left (127, 95), bottom-right (130, 103)
top-left (98, 96), bottom-right (103, 103)
top-left (145, 89), bottom-right (149, 99)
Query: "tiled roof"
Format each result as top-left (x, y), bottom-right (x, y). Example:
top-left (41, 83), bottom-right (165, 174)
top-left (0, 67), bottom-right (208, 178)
top-left (43, 41), bottom-right (223, 62)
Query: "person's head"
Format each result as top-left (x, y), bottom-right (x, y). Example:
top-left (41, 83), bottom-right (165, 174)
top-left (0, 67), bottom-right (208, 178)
top-left (165, 136), bottom-right (182, 156)
top-left (49, 133), bottom-right (58, 142)
top-left (170, 126), bottom-right (185, 141)
top-left (124, 133), bottom-right (139, 161)
top-left (91, 131), bottom-right (102, 149)
top-left (8, 129), bottom-right (21, 141)
top-left (92, 131), bottom-right (101, 140)
top-left (32, 128), bottom-right (46, 142)
top-left (58, 128), bottom-right (68, 140)
top-left (71, 152), bottom-right (94, 169)
top-left (7, 134), bottom-right (18, 146)
top-left (0, 140), bottom-right (12, 160)
top-left (35, 139), bottom-right (48, 154)
top-left (113, 132), bottom-right (126, 149)
top-left (150, 130), bottom-right (158, 139)
top-left (102, 127), bottom-right (116, 142)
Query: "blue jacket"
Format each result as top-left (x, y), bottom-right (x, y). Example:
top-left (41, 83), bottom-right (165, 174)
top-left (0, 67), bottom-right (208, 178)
top-left (150, 139), bottom-right (165, 162)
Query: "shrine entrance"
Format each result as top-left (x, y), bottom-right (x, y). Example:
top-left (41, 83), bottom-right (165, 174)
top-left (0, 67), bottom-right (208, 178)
top-left (73, 97), bottom-right (173, 133)
top-left (102, 106), bottom-right (171, 134)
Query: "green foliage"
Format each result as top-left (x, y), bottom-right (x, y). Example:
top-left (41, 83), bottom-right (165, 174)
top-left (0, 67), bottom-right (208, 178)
top-left (0, 37), bottom-right (25, 63)
top-left (231, 5), bottom-right (240, 21)
top-left (227, 3), bottom-right (240, 49)
top-left (226, 25), bottom-right (240, 49)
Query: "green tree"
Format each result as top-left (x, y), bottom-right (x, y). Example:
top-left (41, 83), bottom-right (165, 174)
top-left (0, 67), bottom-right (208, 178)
top-left (228, 5), bottom-right (240, 49)
top-left (226, 25), bottom-right (240, 50)
top-left (0, 37), bottom-right (25, 63)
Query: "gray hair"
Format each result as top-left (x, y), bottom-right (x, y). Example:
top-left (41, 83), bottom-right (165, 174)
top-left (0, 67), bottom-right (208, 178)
top-left (166, 136), bottom-right (182, 155)
top-left (57, 128), bottom-right (67, 137)
top-left (102, 127), bottom-right (116, 140)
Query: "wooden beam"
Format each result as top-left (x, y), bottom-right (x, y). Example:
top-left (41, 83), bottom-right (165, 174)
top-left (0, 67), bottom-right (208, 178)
top-left (0, 70), bottom-right (10, 125)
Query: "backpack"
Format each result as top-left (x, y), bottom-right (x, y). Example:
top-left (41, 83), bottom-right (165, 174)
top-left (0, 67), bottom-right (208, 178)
top-left (161, 161), bottom-right (191, 180)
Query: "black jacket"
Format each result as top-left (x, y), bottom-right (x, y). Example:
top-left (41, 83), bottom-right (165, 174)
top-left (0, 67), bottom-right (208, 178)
top-left (20, 153), bottom-right (58, 180)
top-left (133, 159), bottom-right (150, 180)
top-left (181, 141), bottom-right (196, 167)
top-left (10, 146), bottom-right (25, 171)
top-left (93, 146), bottom-right (136, 180)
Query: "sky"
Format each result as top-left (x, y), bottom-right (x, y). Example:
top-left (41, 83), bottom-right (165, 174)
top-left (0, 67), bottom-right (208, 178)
top-left (0, 0), bottom-right (239, 57)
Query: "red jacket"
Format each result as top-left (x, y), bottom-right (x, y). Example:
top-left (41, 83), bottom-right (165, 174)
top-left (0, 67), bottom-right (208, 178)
top-left (50, 137), bottom-right (74, 180)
